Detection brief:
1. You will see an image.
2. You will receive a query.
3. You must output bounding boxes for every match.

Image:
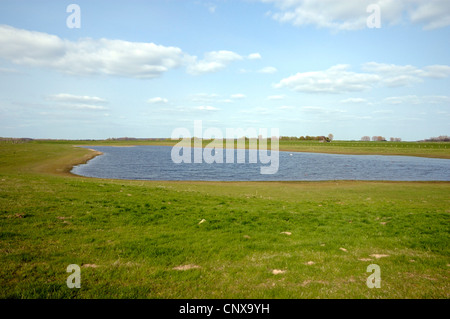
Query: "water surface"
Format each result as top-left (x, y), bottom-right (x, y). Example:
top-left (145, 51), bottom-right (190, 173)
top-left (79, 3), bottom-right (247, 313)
top-left (71, 145), bottom-right (450, 181)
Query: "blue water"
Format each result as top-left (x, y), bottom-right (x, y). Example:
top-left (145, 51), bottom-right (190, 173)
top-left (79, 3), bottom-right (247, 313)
top-left (71, 145), bottom-right (450, 181)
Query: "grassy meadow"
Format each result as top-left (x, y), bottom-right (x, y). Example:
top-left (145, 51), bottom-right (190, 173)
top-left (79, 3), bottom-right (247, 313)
top-left (0, 139), bottom-right (449, 298)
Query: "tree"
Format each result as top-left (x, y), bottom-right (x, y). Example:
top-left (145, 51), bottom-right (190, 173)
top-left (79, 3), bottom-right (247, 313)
top-left (361, 136), bottom-right (370, 141)
top-left (424, 135), bottom-right (449, 142)
top-left (328, 133), bottom-right (334, 141)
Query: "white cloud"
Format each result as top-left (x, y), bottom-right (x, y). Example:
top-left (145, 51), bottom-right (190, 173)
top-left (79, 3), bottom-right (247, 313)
top-left (186, 50), bottom-right (243, 75)
top-left (0, 25), bottom-right (65, 63)
top-left (208, 5), bottom-right (216, 14)
top-left (0, 66), bottom-right (20, 74)
top-left (258, 66), bottom-right (278, 74)
top-left (363, 62), bottom-right (450, 86)
top-left (277, 105), bottom-right (295, 110)
top-left (147, 97), bottom-right (168, 104)
top-left (156, 105), bottom-right (220, 113)
top-left (276, 63), bottom-right (450, 94)
top-left (362, 62), bottom-right (423, 75)
top-left (301, 106), bottom-right (327, 113)
top-left (372, 110), bottom-right (394, 114)
top-left (384, 95), bottom-right (420, 104)
top-left (362, 62), bottom-right (425, 86)
top-left (428, 95), bottom-right (450, 104)
top-left (384, 75), bottom-right (424, 87)
top-left (275, 64), bottom-right (380, 94)
top-left (262, 0), bottom-right (387, 30)
top-left (47, 93), bottom-right (107, 104)
top-left (248, 53), bottom-right (262, 60)
top-left (409, 0), bottom-right (450, 30)
top-left (44, 93), bottom-right (109, 111)
top-left (384, 95), bottom-right (450, 105)
top-left (0, 25), bottom-right (186, 79)
top-left (299, 106), bottom-right (347, 115)
top-left (422, 65), bottom-right (450, 78)
top-left (195, 105), bottom-right (220, 111)
top-left (231, 93), bottom-right (246, 99)
top-left (340, 98), bottom-right (368, 103)
top-left (68, 104), bottom-right (108, 110)
top-left (261, 0), bottom-right (450, 30)
top-left (0, 25), bottom-right (246, 79)
top-left (267, 95), bottom-right (285, 100)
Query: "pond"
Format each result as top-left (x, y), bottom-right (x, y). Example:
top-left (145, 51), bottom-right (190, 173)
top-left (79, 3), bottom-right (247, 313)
top-left (71, 145), bottom-right (450, 181)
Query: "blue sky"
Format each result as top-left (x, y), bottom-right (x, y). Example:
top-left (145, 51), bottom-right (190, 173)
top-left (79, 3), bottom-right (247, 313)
top-left (0, 0), bottom-right (449, 140)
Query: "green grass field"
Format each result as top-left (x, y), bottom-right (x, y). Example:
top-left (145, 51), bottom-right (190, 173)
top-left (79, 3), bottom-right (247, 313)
top-left (0, 140), bottom-right (449, 298)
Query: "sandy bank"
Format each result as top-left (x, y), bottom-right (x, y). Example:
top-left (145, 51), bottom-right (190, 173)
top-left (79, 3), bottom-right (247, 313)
top-left (35, 146), bottom-right (104, 177)
top-left (64, 147), bottom-right (104, 176)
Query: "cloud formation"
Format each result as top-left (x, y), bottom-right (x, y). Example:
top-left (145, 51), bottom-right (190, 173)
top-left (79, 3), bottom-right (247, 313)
top-left (275, 64), bottom-right (380, 93)
top-left (0, 25), bottom-right (246, 78)
top-left (248, 53), bottom-right (262, 60)
top-left (230, 93), bottom-right (246, 99)
top-left (262, 0), bottom-right (450, 30)
top-left (267, 95), bottom-right (285, 100)
top-left (275, 63), bottom-right (450, 94)
top-left (0, 25), bottom-right (185, 78)
top-left (45, 93), bottom-right (108, 111)
top-left (258, 66), bottom-right (278, 74)
top-left (340, 98), bottom-right (368, 104)
top-left (362, 62), bottom-right (450, 86)
top-left (47, 93), bottom-right (107, 104)
top-left (147, 97), bottom-right (169, 104)
top-left (186, 50), bottom-right (243, 75)
top-left (383, 95), bottom-right (450, 105)
top-left (194, 105), bottom-right (220, 111)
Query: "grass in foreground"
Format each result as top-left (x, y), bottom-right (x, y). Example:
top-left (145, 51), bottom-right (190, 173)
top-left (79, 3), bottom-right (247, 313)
top-left (0, 141), bottom-right (449, 298)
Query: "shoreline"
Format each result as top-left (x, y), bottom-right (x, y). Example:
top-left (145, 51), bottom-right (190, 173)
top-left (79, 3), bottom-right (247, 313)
top-left (67, 145), bottom-right (450, 183)
top-left (56, 147), bottom-right (104, 177)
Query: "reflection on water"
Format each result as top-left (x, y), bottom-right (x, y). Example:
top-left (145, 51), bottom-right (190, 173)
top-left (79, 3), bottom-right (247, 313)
top-left (71, 145), bottom-right (450, 181)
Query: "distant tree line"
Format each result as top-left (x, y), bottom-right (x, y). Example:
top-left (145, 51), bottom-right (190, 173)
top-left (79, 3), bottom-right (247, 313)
top-left (0, 137), bottom-right (33, 144)
top-left (280, 134), bottom-right (333, 142)
top-left (360, 136), bottom-right (386, 141)
top-left (107, 137), bottom-right (169, 141)
top-left (360, 136), bottom-right (401, 142)
top-left (423, 135), bottom-right (450, 142)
